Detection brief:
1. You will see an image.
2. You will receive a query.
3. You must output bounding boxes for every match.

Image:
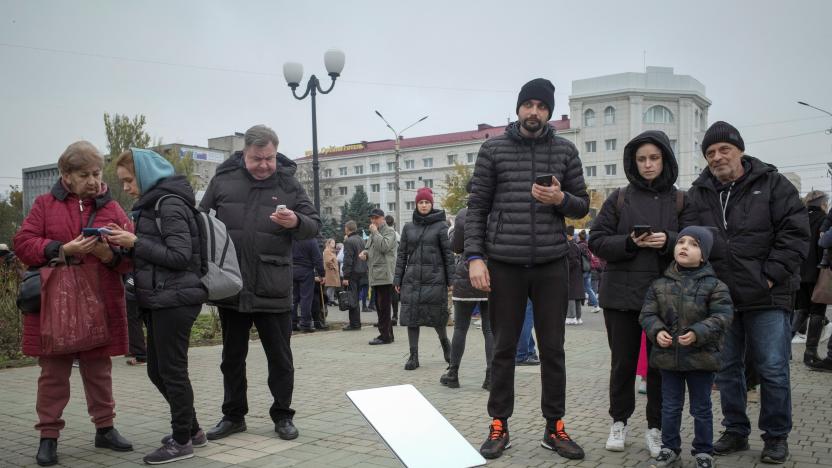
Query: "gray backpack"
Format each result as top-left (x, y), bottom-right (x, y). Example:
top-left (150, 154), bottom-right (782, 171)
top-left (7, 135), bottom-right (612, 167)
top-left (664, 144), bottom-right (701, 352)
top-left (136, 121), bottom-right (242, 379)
top-left (154, 194), bottom-right (243, 301)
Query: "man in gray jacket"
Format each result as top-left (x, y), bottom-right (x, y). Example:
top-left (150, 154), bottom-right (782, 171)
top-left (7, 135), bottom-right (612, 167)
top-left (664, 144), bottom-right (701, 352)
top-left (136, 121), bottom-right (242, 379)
top-left (363, 208), bottom-right (398, 345)
top-left (199, 125), bottom-right (320, 442)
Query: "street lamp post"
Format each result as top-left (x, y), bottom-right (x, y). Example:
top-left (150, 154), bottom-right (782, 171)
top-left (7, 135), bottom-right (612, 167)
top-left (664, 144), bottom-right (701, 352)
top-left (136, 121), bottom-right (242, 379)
top-left (797, 101), bottom-right (832, 194)
top-left (797, 101), bottom-right (832, 134)
top-left (374, 111), bottom-right (428, 229)
top-left (283, 49), bottom-right (346, 212)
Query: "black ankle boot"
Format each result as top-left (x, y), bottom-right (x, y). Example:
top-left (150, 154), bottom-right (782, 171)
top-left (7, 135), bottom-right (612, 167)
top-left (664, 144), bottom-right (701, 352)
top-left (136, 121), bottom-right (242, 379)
top-left (440, 366), bottom-right (459, 388)
top-left (36, 438), bottom-right (57, 466)
top-left (440, 338), bottom-right (451, 364)
top-left (405, 348), bottom-right (419, 370)
top-left (805, 315), bottom-right (824, 366)
top-left (482, 369), bottom-right (491, 391)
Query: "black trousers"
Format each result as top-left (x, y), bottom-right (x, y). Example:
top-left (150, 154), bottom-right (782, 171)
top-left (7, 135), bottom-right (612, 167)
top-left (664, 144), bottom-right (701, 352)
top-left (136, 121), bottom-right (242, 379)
top-left (487, 259), bottom-right (568, 421)
top-left (292, 273), bottom-right (315, 327)
top-left (450, 300), bottom-right (494, 370)
top-left (374, 284), bottom-right (394, 342)
top-left (127, 299), bottom-right (146, 360)
top-left (346, 274), bottom-right (366, 328)
top-left (603, 309), bottom-right (662, 429)
top-left (218, 308), bottom-right (295, 422)
top-left (143, 305), bottom-right (201, 441)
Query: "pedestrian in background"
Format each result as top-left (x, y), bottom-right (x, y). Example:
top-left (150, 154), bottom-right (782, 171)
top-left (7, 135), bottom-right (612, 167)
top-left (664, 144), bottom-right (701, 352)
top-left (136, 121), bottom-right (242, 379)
top-left (394, 188), bottom-right (454, 370)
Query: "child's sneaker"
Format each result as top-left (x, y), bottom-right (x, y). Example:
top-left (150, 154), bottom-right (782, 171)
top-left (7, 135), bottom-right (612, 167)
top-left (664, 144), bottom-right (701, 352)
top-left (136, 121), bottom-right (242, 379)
top-left (694, 453), bottom-right (715, 468)
top-left (645, 427), bottom-right (662, 458)
top-left (649, 448), bottom-right (681, 467)
top-left (160, 429), bottom-right (207, 448)
top-left (541, 419), bottom-right (585, 459)
top-left (143, 438), bottom-right (193, 464)
top-left (604, 421), bottom-right (627, 451)
top-left (479, 419), bottom-right (510, 459)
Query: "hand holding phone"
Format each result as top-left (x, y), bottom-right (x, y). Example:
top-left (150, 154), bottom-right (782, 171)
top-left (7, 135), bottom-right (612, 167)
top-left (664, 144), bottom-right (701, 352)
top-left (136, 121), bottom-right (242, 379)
top-left (534, 174), bottom-right (554, 187)
top-left (632, 225), bottom-right (652, 238)
top-left (275, 204), bottom-right (287, 213)
top-left (82, 227), bottom-right (112, 237)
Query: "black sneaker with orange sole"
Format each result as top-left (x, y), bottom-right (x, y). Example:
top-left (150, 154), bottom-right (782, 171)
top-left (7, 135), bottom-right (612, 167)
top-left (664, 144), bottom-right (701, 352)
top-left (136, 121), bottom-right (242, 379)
top-left (541, 419), bottom-right (585, 460)
top-left (480, 419), bottom-right (510, 459)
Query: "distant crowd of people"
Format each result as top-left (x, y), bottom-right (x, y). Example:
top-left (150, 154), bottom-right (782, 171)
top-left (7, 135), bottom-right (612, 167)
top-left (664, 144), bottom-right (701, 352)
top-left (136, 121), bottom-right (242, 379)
top-left (8, 77), bottom-right (831, 468)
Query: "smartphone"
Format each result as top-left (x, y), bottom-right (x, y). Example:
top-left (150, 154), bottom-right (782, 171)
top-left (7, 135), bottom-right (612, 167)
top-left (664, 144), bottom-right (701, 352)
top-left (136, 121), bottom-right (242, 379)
top-left (82, 227), bottom-right (111, 237)
top-left (535, 174), bottom-right (554, 187)
top-left (275, 204), bottom-right (287, 213)
top-left (632, 225), bottom-right (652, 237)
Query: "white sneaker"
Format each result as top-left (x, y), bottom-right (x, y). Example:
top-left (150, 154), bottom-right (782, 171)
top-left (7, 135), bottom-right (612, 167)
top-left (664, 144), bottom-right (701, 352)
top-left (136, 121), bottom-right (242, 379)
top-left (565, 318), bottom-right (576, 325)
top-left (576, 319), bottom-right (584, 325)
top-left (820, 323), bottom-right (832, 344)
top-left (592, 306), bottom-right (602, 313)
top-left (605, 421), bottom-right (627, 451)
top-left (792, 333), bottom-right (807, 344)
top-left (645, 427), bottom-right (662, 458)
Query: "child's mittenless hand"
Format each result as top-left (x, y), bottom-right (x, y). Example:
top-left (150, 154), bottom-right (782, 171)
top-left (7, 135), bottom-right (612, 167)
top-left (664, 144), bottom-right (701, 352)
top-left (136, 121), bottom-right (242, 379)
top-left (678, 331), bottom-right (697, 346)
top-left (656, 330), bottom-right (673, 348)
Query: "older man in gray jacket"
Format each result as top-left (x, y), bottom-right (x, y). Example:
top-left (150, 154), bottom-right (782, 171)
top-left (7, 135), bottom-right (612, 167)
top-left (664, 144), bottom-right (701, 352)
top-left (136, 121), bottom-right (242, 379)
top-left (363, 208), bottom-right (398, 345)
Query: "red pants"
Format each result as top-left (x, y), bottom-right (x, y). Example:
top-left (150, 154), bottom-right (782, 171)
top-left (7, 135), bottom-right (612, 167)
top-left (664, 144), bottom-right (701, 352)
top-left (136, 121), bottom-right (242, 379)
top-left (35, 355), bottom-right (115, 438)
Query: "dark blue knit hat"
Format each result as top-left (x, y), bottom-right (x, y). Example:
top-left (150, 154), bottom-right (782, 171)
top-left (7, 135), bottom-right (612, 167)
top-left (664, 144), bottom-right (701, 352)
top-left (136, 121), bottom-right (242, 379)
top-left (678, 226), bottom-right (714, 262)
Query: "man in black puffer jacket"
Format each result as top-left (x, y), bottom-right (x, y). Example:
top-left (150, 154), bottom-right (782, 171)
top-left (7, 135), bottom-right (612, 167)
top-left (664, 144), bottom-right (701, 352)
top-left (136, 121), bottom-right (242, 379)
top-left (465, 78), bottom-right (589, 461)
top-left (199, 125), bottom-right (320, 443)
top-left (684, 121), bottom-right (809, 464)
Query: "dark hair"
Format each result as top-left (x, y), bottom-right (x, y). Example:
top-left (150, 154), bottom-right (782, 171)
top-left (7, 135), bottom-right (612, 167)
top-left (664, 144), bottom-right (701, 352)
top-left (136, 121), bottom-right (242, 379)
top-left (345, 220), bottom-right (357, 232)
top-left (566, 225), bottom-right (575, 236)
top-left (578, 230), bottom-right (587, 241)
top-left (385, 215), bottom-right (395, 227)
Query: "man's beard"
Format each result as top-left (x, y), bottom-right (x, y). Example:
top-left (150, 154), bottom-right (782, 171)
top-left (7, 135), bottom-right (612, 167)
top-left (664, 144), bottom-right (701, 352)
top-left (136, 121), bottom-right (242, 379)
top-left (521, 118), bottom-right (542, 133)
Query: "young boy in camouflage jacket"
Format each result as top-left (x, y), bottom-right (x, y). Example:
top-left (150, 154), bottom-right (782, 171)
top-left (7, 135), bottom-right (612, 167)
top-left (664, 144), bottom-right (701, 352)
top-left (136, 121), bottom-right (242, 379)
top-left (640, 226), bottom-right (734, 468)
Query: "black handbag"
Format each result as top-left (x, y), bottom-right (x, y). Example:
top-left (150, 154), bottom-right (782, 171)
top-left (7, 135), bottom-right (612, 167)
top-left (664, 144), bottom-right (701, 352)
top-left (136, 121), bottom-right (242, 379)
top-left (16, 269), bottom-right (41, 313)
top-left (16, 208), bottom-right (98, 314)
top-left (338, 288), bottom-right (356, 311)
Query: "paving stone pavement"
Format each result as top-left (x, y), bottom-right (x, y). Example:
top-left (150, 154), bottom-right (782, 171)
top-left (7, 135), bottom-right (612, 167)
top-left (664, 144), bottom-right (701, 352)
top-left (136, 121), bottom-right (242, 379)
top-left (1, 306), bottom-right (830, 467)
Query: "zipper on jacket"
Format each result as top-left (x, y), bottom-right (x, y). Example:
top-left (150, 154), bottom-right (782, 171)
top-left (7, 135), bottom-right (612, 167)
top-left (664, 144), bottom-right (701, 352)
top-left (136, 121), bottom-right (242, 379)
top-left (530, 142), bottom-right (537, 264)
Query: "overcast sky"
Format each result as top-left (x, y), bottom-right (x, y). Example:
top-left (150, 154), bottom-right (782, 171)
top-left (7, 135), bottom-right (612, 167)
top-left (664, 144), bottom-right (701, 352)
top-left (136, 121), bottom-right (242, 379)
top-left (2, 0), bottom-right (831, 195)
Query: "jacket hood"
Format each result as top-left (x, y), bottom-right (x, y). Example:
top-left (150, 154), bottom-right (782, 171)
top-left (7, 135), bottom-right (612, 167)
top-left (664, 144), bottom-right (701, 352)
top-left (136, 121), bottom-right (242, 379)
top-left (505, 120), bottom-right (555, 144)
top-left (50, 179), bottom-right (113, 209)
top-left (131, 148), bottom-right (175, 194)
top-left (691, 155), bottom-right (776, 191)
top-left (133, 175), bottom-right (196, 211)
top-left (663, 262), bottom-right (717, 282)
top-left (216, 150), bottom-right (298, 178)
top-left (623, 130), bottom-right (678, 192)
top-left (412, 208), bottom-right (447, 225)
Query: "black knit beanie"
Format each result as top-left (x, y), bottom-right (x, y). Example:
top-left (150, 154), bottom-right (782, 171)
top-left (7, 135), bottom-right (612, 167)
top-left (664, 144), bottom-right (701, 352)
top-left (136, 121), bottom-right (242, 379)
top-left (516, 78), bottom-right (555, 120)
top-left (701, 121), bottom-right (744, 156)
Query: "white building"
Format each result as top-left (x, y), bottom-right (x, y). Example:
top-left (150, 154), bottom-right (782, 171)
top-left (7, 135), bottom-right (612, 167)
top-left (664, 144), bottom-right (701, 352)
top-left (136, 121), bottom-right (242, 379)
top-left (569, 66), bottom-right (711, 192)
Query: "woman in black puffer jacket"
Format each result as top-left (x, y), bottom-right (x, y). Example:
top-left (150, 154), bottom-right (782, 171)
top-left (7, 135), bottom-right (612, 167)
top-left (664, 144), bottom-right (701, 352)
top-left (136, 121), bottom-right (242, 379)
top-left (440, 179), bottom-right (495, 389)
top-left (589, 130), bottom-right (697, 454)
top-left (106, 148), bottom-right (207, 463)
top-left (394, 187), bottom-right (455, 371)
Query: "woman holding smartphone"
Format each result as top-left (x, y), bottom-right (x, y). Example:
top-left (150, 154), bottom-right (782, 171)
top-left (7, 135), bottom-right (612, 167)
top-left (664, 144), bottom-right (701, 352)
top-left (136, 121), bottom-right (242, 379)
top-left (106, 148), bottom-right (207, 465)
top-left (589, 131), bottom-right (696, 457)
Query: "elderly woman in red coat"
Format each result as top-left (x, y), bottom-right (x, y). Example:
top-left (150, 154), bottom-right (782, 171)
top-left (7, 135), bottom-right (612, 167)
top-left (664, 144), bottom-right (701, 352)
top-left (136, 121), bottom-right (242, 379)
top-left (14, 141), bottom-right (134, 466)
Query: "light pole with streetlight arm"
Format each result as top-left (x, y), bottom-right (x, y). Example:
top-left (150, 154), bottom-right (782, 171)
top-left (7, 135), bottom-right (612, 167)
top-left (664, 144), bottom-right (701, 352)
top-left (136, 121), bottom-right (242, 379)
top-left (283, 49), bottom-right (346, 212)
top-left (798, 101), bottom-right (832, 194)
top-left (374, 111), bottom-right (428, 229)
top-left (797, 101), bottom-right (832, 134)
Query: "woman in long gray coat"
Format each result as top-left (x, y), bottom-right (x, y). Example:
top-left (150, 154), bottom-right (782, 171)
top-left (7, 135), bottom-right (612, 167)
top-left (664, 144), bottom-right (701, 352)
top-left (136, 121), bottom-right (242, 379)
top-left (394, 187), bottom-right (455, 370)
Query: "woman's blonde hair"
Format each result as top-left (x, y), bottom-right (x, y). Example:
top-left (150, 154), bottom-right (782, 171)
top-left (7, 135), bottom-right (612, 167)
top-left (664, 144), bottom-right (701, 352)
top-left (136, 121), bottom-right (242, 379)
top-left (114, 150), bottom-right (135, 174)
